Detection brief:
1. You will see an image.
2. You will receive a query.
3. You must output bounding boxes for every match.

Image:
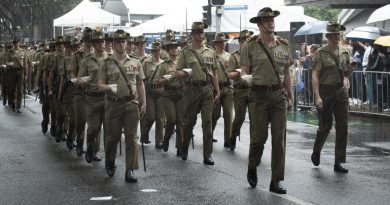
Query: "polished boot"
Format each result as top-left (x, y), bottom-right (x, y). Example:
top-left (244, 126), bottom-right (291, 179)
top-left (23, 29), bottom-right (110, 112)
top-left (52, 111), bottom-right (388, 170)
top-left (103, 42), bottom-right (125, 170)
top-left (247, 167), bottom-right (258, 187)
top-left (269, 180), bottom-right (287, 194)
top-left (125, 170), bottom-right (137, 183)
top-left (212, 138), bottom-right (218, 142)
top-left (176, 148), bottom-right (181, 157)
top-left (50, 125), bottom-right (56, 137)
top-left (334, 163), bottom-right (348, 173)
top-left (155, 143), bottom-right (163, 150)
top-left (85, 148), bottom-right (93, 163)
top-left (76, 141), bottom-right (83, 156)
top-left (229, 136), bottom-right (237, 151)
top-left (41, 121), bottom-right (48, 134)
top-left (66, 137), bottom-right (74, 150)
top-left (311, 153), bottom-right (320, 166)
top-left (203, 157), bottom-right (215, 165)
top-left (162, 136), bottom-right (171, 152)
top-left (105, 161), bottom-right (116, 177)
top-left (181, 145), bottom-right (188, 161)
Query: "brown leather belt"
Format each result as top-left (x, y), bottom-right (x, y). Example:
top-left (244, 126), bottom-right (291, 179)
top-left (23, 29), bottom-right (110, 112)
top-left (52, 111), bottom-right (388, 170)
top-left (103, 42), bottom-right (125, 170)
top-left (85, 91), bottom-right (104, 97)
top-left (190, 81), bottom-right (208, 87)
top-left (251, 84), bottom-right (282, 92)
top-left (233, 83), bottom-right (249, 89)
top-left (219, 82), bottom-right (231, 87)
top-left (108, 96), bottom-right (134, 103)
top-left (164, 85), bottom-right (183, 91)
top-left (319, 83), bottom-right (343, 89)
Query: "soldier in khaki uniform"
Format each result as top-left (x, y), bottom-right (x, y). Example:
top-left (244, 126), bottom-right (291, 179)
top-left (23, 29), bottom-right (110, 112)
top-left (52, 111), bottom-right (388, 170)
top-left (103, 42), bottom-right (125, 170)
top-left (126, 35), bottom-right (134, 55)
top-left (77, 30), bottom-right (108, 162)
top-left (179, 35), bottom-right (188, 51)
top-left (35, 39), bottom-right (55, 133)
top-left (311, 22), bottom-right (355, 173)
top-left (105, 33), bottom-right (113, 55)
top-left (160, 29), bottom-right (175, 61)
top-left (0, 43), bottom-right (7, 105)
top-left (140, 41), bottom-right (165, 147)
top-left (57, 36), bottom-right (76, 150)
top-left (98, 29), bottom-right (146, 183)
top-left (241, 8), bottom-right (293, 194)
top-left (48, 36), bottom-right (67, 142)
top-left (211, 33), bottom-right (233, 147)
top-left (176, 22), bottom-right (220, 165)
top-left (134, 35), bottom-right (150, 64)
top-left (71, 27), bottom-right (94, 156)
top-left (154, 40), bottom-right (184, 156)
top-left (6, 38), bottom-right (28, 113)
top-left (228, 30), bottom-right (251, 151)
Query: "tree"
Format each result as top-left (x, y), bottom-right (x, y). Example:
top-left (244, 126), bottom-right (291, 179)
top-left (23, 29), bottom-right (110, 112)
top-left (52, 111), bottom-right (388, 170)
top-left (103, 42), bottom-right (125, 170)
top-left (0, 0), bottom-right (81, 42)
top-left (304, 6), bottom-right (341, 22)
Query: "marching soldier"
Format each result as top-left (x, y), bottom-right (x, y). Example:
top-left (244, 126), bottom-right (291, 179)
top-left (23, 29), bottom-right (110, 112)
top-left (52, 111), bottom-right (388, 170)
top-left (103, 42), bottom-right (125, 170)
top-left (140, 41), bottom-right (165, 147)
top-left (211, 33), bottom-right (233, 147)
top-left (6, 38), bottom-right (28, 113)
top-left (71, 38), bottom-right (81, 53)
top-left (48, 35), bottom-right (67, 142)
top-left (105, 33), bottom-right (113, 55)
top-left (134, 35), bottom-right (150, 64)
top-left (241, 7), bottom-right (293, 194)
top-left (175, 22), bottom-right (220, 165)
top-left (57, 36), bottom-right (76, 150)
top-left (311, 22), bottom-right (355, 173)
top-left (154, 40), bottom-right (184, 156)
top-left (160, 29), bottom-right (175, 61)
top-left (34, 39), bottom-right (55, 133)
top-left (77, 30), bottom-right (108, 162)
top-left (126, 35), bottom-right (135, 55)
top-left (228, 30), bottom-right (251, 151)
top-left (71, 27), bottom-right (94, 156)
top-left (0, 43), bottom-right (7, 105)
top-left (98, 29), bottom-right (146, 183)
top-left (179, 35), bottom-right (188, 51)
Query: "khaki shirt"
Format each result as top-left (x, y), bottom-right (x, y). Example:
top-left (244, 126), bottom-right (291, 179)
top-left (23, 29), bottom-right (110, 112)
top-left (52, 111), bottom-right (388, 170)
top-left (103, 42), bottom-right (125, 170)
top-left (78, 52), bottom-right (108, 92)
top-left (216, 51), bottom-right (231, 83)
top-left (7, 48), bottom-right (27, 69)
top-left (98, 55), bottom-right (145, 98)
top-left (142, 58), bottom-right (163, 80)
top-left (154, 59), bottom-right (182, 87)
top-left (176, 43), bottom-right (218, 82)
top-left (160, 49), bottom-right (169, 61)
top-left (312, 45), bottom-right (350, 85)
top-left (58, 55), bottom-right (72, 79)
top-left (136, 53), bottom-right (150, 65)
top-left (241, 35), bottom-right (291, 85)
top-left (71, 49), bottom-right (92, 77)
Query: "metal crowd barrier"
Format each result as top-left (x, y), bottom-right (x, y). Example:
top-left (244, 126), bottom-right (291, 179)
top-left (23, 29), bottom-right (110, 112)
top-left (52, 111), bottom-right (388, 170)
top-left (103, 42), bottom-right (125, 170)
top-left (293, 69), bottom-right (390, 117)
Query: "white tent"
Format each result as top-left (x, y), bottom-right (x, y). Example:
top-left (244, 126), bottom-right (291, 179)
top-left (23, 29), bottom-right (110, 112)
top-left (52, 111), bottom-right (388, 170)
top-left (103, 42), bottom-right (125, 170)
top-left (53, 0), bottom-right (120, 30)
top-left (128, 1), bottom-right (317, 35)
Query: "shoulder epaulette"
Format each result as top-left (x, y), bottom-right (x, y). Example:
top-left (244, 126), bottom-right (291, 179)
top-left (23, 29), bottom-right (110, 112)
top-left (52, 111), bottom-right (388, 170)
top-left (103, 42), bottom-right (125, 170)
top-left (205, 44), bottom-right (214, 50)
top-left (247, 35), bottom-right (257, 42)
top-left (129, 54), bottom-right (138, 59)
top-left (276, 36), bottom-right (288, 45)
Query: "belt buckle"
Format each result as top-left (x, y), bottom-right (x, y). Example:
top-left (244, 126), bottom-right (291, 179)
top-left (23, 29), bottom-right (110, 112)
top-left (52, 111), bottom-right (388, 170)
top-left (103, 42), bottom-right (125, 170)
top-left (267, 85), bottom-right (272, 92)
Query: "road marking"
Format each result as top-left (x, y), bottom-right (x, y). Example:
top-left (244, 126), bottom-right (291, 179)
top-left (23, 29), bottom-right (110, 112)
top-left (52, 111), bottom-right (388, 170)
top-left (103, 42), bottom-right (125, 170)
top-left (140, 189), bottom-right (157, 192)
top-left (90, 196), bottom-right (113, 201)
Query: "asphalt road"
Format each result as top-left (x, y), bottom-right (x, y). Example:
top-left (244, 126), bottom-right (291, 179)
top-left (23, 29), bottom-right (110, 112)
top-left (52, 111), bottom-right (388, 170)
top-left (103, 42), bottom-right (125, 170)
top-left (0, 95), bottom-right (389, 205)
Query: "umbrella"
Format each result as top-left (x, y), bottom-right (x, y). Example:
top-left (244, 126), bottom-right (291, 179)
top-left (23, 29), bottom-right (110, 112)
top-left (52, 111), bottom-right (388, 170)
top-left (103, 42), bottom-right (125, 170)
top-left (294, 21), bottom-right (328, 36)
top-left (367, 4), bottom-right (390, 24)
top-left (374, 35), bottom-right (390, 47)
top-left (345, 26), bottom-right (390, 42)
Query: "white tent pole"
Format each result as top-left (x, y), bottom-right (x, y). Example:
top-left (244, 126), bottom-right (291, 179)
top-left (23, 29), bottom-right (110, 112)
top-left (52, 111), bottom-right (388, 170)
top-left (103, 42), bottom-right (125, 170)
top-left (62, 26), bottom-right (64, 35)
top-left (53, 26), bottom-right (55, 38)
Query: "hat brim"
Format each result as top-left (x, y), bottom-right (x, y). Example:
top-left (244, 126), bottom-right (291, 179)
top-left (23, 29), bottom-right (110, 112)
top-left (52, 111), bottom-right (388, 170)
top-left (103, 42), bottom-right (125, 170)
top-left (249, 11), bottom-right (280, 23)
top-left (325, 25), bottom-right (346, 34)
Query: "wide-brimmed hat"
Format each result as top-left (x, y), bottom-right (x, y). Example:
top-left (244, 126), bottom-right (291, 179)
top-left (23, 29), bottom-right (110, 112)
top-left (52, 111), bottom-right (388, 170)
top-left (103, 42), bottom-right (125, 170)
top-left (112, 29), bottom-right (128, 39)
top-left (191, 22), bottom-right (208, 31)
top-left (213, 33), bottom-right (227, 42)
top-left (234, 30), bottom-right (252, 39)
top-left (64, 36), bottom-right (72, 45)
top-left (71, 38), bottom-right (81, 46)
top-left (91, 30), bottom-right (105, 41)
top-left (55, 35), bottom-right (66, 44)
top-left (324, 22), bottom-right (346, 34)
top-left (165, 39), bottom-right (179, 48)
top-left (135, 35), bottom-right (147, 43)
top-left (105, 33), bottom-right (113, 42)
top-left (149, 41), bottom-right (161, 51)
top-left (82, 27), bottom-right (93, 40)
top-left (12, 37), bottom-right (20, 44)
top-left (249, 7), bottom-right (280, 23)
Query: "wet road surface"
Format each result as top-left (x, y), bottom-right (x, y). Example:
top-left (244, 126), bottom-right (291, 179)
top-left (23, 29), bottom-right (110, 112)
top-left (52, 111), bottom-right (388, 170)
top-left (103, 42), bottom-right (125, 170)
top-left (0, 95), bottom-right (389, 205)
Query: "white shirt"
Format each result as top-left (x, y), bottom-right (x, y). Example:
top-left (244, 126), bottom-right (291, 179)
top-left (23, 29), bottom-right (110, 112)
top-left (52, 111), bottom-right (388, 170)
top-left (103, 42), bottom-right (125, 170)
top-left (362, 45), bottom-right (373, 67)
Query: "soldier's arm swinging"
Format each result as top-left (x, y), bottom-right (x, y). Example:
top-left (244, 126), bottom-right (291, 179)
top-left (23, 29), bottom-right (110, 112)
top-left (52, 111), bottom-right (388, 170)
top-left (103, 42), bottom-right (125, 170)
top-left (137, 78), bottom-right (146, 116)
top-left (312, 69), bottom-right (322, 109)
top-left (283, 67), bottom-right (294, 108)
top-left (212, 69), bottom-right (220, 102)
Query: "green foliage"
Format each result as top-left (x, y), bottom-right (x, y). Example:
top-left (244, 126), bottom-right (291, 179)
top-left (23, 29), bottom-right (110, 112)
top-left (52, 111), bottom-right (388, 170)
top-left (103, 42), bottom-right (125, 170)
top-left (304, 6), bottom-right (341, 22)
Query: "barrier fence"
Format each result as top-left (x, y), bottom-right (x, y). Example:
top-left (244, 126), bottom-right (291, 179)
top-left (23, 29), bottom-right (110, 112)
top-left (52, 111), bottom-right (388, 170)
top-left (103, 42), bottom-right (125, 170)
top-left (294, 69), bottom-right (390, 117)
